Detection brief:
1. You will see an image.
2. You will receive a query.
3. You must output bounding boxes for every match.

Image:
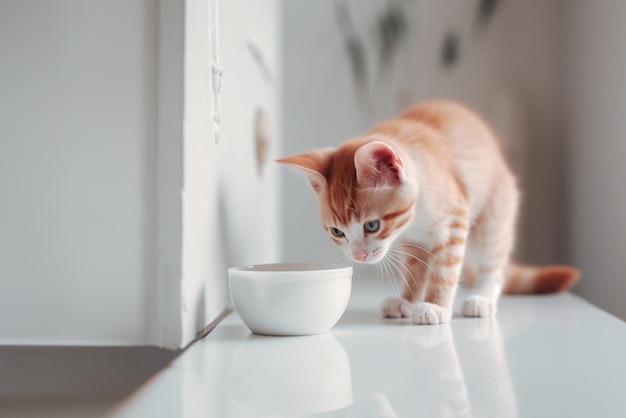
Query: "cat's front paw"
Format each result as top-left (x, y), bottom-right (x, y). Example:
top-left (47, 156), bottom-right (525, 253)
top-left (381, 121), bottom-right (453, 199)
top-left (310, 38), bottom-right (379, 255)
top-left (462, 295), bottom-right (496, 317)
top-left (412, 302), bottom-right (451, 325)
top-left (381, 297), bottom-right (414, 318)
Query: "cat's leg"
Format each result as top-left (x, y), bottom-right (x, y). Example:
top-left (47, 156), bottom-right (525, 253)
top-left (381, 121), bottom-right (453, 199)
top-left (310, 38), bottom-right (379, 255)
top-left (462, 180), bottom-right (518, 317)
top-left (381, 242), bottom-right (430, 318)
top-left (414, 210), bottom-right (470, 325)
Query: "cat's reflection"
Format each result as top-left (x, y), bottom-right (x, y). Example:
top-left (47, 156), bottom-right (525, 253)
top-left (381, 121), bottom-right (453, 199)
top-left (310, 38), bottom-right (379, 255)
top-left (222, 319), bottom-right (517, 417)
top-left (410, 324), bottom-right (472, 418)
top-left (455, 319), bottom-right (519, 418)
top-left (409, 319), bottom-right (518, 418)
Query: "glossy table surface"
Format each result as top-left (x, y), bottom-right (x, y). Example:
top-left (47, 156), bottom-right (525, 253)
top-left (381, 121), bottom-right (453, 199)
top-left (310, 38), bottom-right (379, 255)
top-left (113, 279), bottom-right (626, 418)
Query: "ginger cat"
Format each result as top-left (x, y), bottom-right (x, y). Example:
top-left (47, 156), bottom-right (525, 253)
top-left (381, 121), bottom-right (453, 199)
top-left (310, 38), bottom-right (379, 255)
top-left (278, 100), bottom-right (580, 325)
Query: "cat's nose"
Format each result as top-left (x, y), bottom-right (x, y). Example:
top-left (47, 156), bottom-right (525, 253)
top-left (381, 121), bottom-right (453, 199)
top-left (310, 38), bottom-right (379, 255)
top-left (352, 249), bottom-right (368, 261)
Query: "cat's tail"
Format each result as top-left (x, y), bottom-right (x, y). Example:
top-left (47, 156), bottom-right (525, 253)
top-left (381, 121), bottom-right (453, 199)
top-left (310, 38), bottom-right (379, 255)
top-left (502, 262), bottom-right (581, 295)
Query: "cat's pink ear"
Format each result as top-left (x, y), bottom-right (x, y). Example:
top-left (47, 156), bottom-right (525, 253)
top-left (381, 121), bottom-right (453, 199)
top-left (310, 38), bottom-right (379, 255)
top-left (354, 141), bottom-right (405, 187)
top-left (276, 149), bottom-right (332, 194)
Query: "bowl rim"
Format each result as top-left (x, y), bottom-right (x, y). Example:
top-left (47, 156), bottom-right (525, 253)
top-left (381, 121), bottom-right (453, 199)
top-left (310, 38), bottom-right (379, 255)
top-left (228, 263), bottom-right (353, 280)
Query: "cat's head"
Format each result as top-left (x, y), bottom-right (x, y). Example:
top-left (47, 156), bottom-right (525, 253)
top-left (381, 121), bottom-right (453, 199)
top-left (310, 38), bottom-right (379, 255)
top-left (278, 140), bottom-right (417, 264)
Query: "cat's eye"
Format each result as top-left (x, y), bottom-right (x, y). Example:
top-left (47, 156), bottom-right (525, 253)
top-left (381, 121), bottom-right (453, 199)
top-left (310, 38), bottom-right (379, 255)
top-left (364, 220), bottom-right (380, 233)
top-left (330, 227), bottom-right (345, 237)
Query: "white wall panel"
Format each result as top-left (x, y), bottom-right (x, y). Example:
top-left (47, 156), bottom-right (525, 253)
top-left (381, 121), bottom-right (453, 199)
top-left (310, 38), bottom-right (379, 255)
top-left (0, 0), bottom-right (157, 344)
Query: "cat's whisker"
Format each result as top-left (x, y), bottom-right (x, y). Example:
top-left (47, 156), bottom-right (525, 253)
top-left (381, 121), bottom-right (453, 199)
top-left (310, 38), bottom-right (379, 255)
top-left (387, 249), bottom-right (433, 300)
top-left (353, 262), bottom-right (364, 279)
top-left (382, 257), bottom-right (401, 297)
top-left (388, 249), bottom-right (434, 273)
top-left (385, 259), bottom-right (401, 297)
top-left (386, 253), bottom-right (416, 300)
top-left (393, 242), bottom-right (444, 266)
top-left (376, 261), bottom-right (384, 286)
top-left (379, 258), bottom-right (391, 291)
top-left (387, 253), bottom-right (413, 285)
top-left (388, 249), bottom-right (436, 274)
top-left (388, 255), bottom-right (412, 299)
top-left (384, 255), bottom-right (410, 299)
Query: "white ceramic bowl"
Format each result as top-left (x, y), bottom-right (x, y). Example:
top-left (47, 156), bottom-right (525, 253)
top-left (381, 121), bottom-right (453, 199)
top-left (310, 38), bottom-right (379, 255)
top-left (228, 263), bottom-right (353, 336)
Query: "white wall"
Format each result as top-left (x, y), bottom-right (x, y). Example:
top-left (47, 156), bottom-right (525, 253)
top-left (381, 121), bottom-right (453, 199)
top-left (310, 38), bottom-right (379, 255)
top-left (562, 1), bottom-right (626, 320)
top-left (217, 0), bottom-right (281, 269)
top-left (0, 0), bottom-right (281, 348)
top-left (178, 0), bottom-right (281, 346)
top-left (0, 0), bottom-right (157, 345)
top-left (280, 1), bottom-right (564, 269)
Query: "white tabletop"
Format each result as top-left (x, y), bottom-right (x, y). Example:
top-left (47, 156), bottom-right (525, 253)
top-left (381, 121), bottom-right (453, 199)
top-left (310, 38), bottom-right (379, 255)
top-left (113, 279), bottom-right (626, 418)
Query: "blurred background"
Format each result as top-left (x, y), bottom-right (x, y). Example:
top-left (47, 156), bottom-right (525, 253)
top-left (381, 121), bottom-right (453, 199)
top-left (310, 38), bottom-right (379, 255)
top-left (0, 0), bottom-right (625, 353)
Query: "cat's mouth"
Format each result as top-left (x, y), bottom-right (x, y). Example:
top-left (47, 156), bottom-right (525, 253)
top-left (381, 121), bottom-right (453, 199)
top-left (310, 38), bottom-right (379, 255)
top-left (351, 248), bottom-right (386, 264)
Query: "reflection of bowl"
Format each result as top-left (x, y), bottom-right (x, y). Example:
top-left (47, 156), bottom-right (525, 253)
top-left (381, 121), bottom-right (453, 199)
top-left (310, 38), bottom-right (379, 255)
top-left (228, 263), bottom-right (352, 336)
top-left (223, 333), bottom-right (353, 415)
